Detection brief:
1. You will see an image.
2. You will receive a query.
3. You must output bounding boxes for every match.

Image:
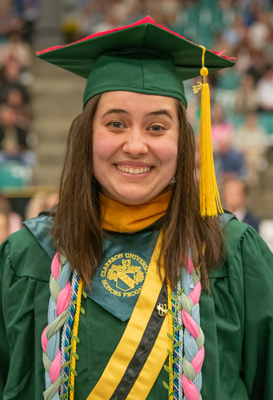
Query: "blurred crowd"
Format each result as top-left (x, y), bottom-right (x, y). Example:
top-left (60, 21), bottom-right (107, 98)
top-left (1, 0), bottom-right (273, 246)
top-left (0, 0), bottom-right (38, 191)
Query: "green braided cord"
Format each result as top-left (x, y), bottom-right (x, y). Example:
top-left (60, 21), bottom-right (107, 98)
top-left (46, 309), bottom-right (69, 339)
top-left (60, 254), bottom-right (67, 265)
top-left (43, 351), bottom-right (51, 373)
top-left (43, 375), bottom-right (62, 400)
top-left (181, 258), bottom-right (204, 399)
top-left (183, 356), bottom-right (196, 381)
top-left (181, 293), bottom-right (194, 314)
top-left (191, 269), bottom-right (201, 286)
top-left (49, 275), bottom-right (61, 303)
top-left (196, 327), bottom-right (205, 350)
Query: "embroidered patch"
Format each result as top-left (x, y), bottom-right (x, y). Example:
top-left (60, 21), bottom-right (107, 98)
top-left (100, 253), bottom-right (148, 298)
top-left (87, 227), bottom-right (161, 321)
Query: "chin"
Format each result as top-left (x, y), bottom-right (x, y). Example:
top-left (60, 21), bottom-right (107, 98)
top-left (113, 188), bottom-right (161, 205)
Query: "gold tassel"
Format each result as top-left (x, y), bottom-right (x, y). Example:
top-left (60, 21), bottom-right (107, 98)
top-left (197, 46), bottom-right (223, 218)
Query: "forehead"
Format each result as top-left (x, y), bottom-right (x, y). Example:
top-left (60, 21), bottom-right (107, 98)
top-left (96, 91), bottom-right (178, 114)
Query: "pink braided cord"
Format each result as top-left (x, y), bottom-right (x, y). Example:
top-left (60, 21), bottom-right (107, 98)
top-left (182, 374), bottom-right (200, 400)
top-left (181, 256), bottom-right (205, 400)
top-left (49, 350), bottom-right (62, 382)
top-left (182, 309), bottom-right (199, 340)
top-left (187, 257), bottom-right (194, 274)
top-left (189, 281), bottom-right (201, 306)
top-left (57, 284), bottom-right (72, 316)
top-left (41, 326), bottom-right (48, 352)
top-left (191, 346), bottom-right (205, 375)
top-left (41, 252), bottom-right (72, 385)
top-left (51, 252), bottom-right (61, 279)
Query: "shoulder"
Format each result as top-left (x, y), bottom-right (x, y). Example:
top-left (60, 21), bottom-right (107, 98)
top-left (211, 217), bottom-right (273, 279)
top-left (0, 215), bottom-right (54, 282)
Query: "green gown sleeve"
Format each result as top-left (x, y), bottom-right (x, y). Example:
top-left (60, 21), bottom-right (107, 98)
top-left (240, 226), bottom-right (273, 398)
top-left (0, 227), bottom-right (51, 400)
top-left (201, 220), bottom-right (273, 400)
top-left (0, 240), bottom-right (10, 396)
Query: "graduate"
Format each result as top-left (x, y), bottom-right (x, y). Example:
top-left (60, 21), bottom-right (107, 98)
top-left (1, 16), bottom-right (273, 400)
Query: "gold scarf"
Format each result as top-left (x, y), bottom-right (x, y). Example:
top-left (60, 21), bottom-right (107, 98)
top-left (100, 187), bottom-right (172, 233)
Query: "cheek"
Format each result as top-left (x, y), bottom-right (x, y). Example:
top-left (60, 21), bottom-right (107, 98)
top-left (157, 138), bottom-right (178, 169)
top-left (92, 130), bottom-right (121, 178)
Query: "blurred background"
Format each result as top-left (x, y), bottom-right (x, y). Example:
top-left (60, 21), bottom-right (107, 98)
top-left (0, 0), bottom-right (273, 250)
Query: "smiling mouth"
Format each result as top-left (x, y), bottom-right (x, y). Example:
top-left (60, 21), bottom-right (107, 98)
top-left (115, 165), bottom-right (153, 175)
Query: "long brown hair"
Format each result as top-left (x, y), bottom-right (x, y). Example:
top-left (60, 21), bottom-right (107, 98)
top-left (52, 94), bottom-right (225, 289)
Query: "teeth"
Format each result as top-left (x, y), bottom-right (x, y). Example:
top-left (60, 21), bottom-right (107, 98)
top-left (117, 166), bottom-right (151, 174)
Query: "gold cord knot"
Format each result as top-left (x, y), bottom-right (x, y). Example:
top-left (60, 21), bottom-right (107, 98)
top-left (192, 82), bottom-right (202, 94)
top-left (200, 67), bottom-right (208, 76)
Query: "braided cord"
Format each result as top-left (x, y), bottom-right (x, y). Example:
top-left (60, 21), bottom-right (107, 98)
top-left (167, 281), bottom-right (174, 400)
top-left (60, 271), bottom-right (80, 398)
top-left (42, 254), bottom-right (72, 400)
top-left (181, 258), bottom-right (204, 400)
top-left (69, 278), bottom-right (83, 400)
top-left (176, 278), bottom-right (183, 400)
top-left (173, 278), bottom-right (183, 400)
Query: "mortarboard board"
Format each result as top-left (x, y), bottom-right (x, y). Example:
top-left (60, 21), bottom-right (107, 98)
top-left (37, 16), bottom-right (236, 218)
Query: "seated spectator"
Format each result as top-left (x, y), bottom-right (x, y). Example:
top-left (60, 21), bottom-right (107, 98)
top-left (234, 74), bottom-right (258, 113)
top-left (263, 29), bottom-right (273, 66)
top-left (0, 104), bottom-right (28, 153)
top-left (0, 210), bottom-right (10, 244)
top-left (248, 10), bottom-right (270, 50)
top-left (223, 179), bottom-right (260, 232)
top-left (0, 195), bottom-right (22, 235)
top-left (214, 135), bottom-right (245, 181)
top-left (0, 57), bottom-right (30, 104)
top-left (257, 65), bottom-right (273, 111)
top-left (211, 102), bottom-right (234, 154)
top-left (1, 30), bottom-right (32, 68)
top-left (6, 87), bottom-right (31, 128)
top-left (247, 48), bottom-right (267, 83)
top-left (223, 14), bottom-right (246, 49)
top-left (25, 191), bottom-right (59, 220)
top-left (0, 56), bottom-right (22, 86)
top-left (233, 112), bottom-right (268, 187)
top-left (0, 3), bottom-right (22, 40)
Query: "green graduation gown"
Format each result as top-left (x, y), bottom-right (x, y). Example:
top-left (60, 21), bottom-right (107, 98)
top-left (1, 215), bottom-right (273, 400)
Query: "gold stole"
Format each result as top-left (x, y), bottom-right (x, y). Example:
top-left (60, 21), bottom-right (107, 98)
top-left (86, 233), bottom-right (168, 400)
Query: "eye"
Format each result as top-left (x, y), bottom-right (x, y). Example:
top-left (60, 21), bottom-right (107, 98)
top-left (108, 121), bottom-right (124, 129)
top-left (148, 125), bottom-right (165, 132)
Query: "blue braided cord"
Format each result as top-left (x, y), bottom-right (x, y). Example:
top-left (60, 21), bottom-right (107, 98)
top-left (60, 270), bottom-right (80, 396)
top-left (177, 278), bottom-right (183, 400)
top-left (172, 291), bottom-right (181, 400)
top-left (181, 262), bottom-right (202, 400)
top-left (44, 261), bottom-right (72, 400)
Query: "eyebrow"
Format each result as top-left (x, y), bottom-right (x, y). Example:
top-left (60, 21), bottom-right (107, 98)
top-left (101, 109), bottom-right (129, 118)
top-left (101, 108), bottom-right (173, 120)
top-left (147, 110), bottom-right (173, 120)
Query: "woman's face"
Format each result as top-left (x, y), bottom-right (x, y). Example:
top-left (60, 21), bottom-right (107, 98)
top-left (92, 91), bottom-right (179, 205)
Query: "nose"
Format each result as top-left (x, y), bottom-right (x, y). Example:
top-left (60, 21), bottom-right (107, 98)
top-left (122, 128), bottom-right (148, 156)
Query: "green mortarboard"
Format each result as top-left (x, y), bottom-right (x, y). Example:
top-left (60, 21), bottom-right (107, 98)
top-left (37, 16), bottom-right (236, 218)
top-left (37, 16), bottom-right (235, 108)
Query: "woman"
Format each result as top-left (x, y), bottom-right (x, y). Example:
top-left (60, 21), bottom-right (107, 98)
top-left (1, 16), bottom-right (273, 400)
